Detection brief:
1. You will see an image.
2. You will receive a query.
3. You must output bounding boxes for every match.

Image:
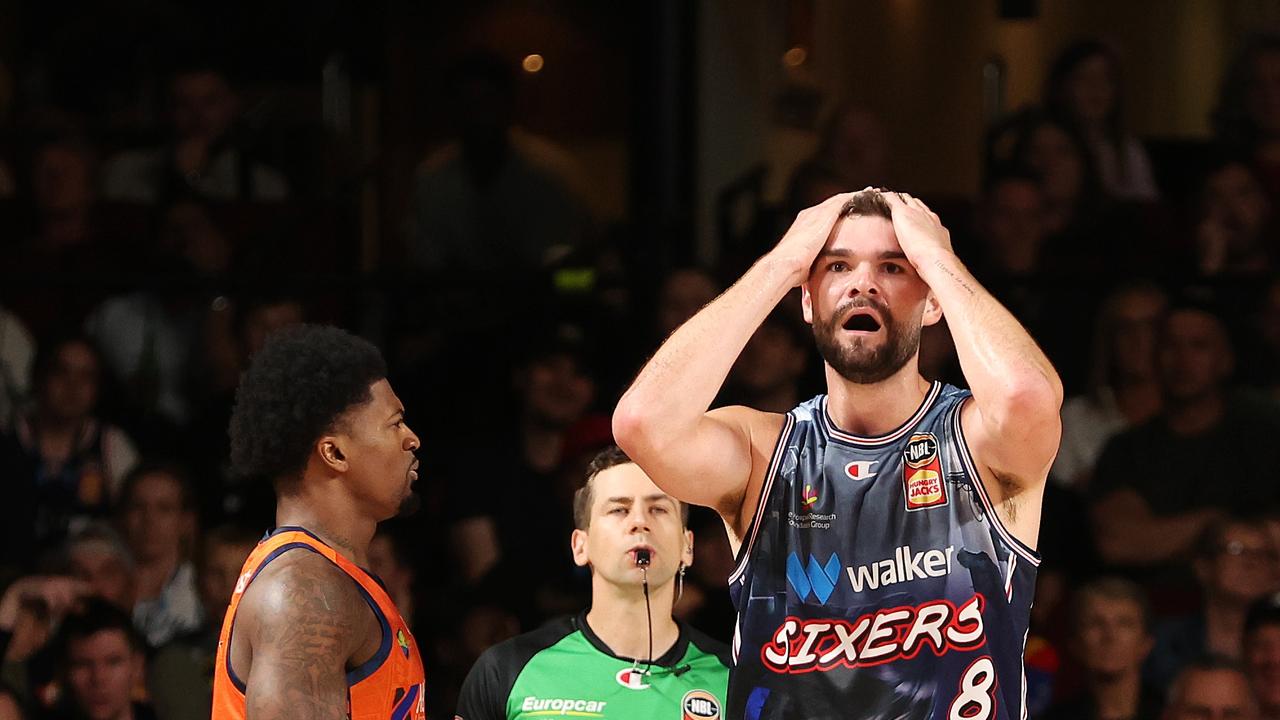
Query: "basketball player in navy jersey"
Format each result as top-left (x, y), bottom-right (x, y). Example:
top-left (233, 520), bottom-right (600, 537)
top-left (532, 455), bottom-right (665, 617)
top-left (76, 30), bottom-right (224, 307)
top-left (614, 189), bottom-right (1062, 720)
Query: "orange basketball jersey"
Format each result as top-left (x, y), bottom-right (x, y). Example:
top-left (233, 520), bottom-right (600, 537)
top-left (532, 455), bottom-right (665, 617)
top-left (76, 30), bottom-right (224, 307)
top-left (212, 527), bottom-right (425, 720)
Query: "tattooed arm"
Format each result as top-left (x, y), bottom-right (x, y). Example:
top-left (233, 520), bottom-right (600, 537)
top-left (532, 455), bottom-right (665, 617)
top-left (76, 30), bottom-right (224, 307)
top-left (239, 551), bottom-right (376, 720)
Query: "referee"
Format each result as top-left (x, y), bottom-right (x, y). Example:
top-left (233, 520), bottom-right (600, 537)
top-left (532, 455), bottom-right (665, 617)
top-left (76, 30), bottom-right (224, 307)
top-left (455, 446), bottom-right (730, 720)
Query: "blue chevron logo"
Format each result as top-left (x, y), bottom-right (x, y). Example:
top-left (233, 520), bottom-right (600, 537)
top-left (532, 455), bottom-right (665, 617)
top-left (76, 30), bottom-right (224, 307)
top-left (785, 551), bottom-right (841, 603)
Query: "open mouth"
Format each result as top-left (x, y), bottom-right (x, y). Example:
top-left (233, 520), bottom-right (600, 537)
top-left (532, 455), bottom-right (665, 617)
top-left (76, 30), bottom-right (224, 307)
top-left (408, 460), bottom-right (419, 481)
top-left (629, 545), bottom-right (656, 565)
top-left (843, 311), bottom-right (882, 333)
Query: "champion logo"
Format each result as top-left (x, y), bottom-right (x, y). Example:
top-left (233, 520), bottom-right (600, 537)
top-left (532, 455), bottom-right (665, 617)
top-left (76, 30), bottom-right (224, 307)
top-left (785, 552), bottom-right (841, 604)
top-left (844, 460), bottom-right (878, 480)
top-left (615, 667), bottom-right (650, 690)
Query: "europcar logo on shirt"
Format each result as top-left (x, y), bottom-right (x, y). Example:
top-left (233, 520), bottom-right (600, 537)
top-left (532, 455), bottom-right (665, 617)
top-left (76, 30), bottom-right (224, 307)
top-left (519, 696), bottom-right (608, 717)
top-left (681, 689), bottom-right (721, 720)
top-left (903, 433), bottom-right (947, 511)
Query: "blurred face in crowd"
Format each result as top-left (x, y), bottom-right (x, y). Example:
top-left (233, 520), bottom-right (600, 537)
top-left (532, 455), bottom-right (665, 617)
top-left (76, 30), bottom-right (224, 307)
top-left (64, 629), bottom-right (141, 720)
top-left (1245, 623), bottom-right (1280, 715)
top-left (1108, 287), bottom-right (1166, 378)
top-left (0, 691), bottom-right (22, 720)
top-left (121, 471), bottom-right (192, 565)
top-left (368, 533), bottom-right (414, 612)
top-left (1249, 48), bottom-right (1280, 137)
top-left (1157, 309), bottom-right (1233, 403)
top-left (1166, 667), bottom-right (1257, 720)
top-left (804, 211), bottom-right (940, 384)
top-left (39, 341), bottom-right (100, 425)
top-left (1066, 53), bottom-right (1118, 125)
top-left (241, 301), bottom-right (305, 358)
top-left (1072, 592), bottom-right (1152, 677)
top-left (33, 143), bottom-right (94, 215)
top-left (161, 201), bottom-right (232, 275)
top-left (520, 353), bottom-right (594, 428)
top-left (69, 543), bottom-right (134, 610)
top-left (981, 177), bottom-right (1047, 275)
top-left (730, 320), bottom-right (806, 396)
top-left (1025, 123), bottom-right (1084, 205)
top-left (826, 107), bottom-right (889, 185)
top-left (1203, 163), bottom-right (1270, 254)
top-left (657, 269), bottom-right (719, 338)
top-left (198, 536), bottom-right (255, 617)
top-left (171, 70), bottom-right (240, 143)
top-left (572, 463), bottom-right (692, 593)
top-left (1197, 523), bottom-right (1280, 604)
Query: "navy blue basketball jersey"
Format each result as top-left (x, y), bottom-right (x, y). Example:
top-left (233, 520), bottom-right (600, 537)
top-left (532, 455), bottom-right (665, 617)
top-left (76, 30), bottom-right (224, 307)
top-left (727, 382), bottom-right (1040, 720)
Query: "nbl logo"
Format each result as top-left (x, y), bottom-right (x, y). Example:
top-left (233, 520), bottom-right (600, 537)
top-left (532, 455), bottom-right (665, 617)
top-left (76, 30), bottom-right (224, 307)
top-left (682, 690), bottom-right (721, 720)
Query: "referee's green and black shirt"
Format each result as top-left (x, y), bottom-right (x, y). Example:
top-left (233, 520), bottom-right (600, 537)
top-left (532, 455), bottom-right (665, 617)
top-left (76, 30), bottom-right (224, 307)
top-left (454, 612), bottom-right (730, 720)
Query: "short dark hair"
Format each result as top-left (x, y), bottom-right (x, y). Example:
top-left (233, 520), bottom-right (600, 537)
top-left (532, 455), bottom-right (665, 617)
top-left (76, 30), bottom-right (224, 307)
top-left (572, 446), bottom-right (689, 530)
top-left (56, 598), bottom-right (144, 664)
top-left (838, 189), bottom-right (892, 221)
top-left (229, 324), bottom-right (387, 490)
top-left (1071, 576), bottom-right (1152, 633)
top-left (117, 461), bottom-right (196, 513)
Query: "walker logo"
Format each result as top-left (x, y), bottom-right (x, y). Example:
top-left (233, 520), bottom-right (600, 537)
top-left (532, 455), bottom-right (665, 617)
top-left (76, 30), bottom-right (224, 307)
top-left (786, 552), bottom-right (842, 603)
top-left (616, 667), bottom-right (650, 690)
top-left (519, 696), bottom-right (608, 717)
top-left (681, 689), bottom-right (721, 720)
top-left (846, 544), bottom-right (955, 592)
top-left (844, 460), bottom-right (878, 480)
top-left (903, 433), bottom-right (947, 511)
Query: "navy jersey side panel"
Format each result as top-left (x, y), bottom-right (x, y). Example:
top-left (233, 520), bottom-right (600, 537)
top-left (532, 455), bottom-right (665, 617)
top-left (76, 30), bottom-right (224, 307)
top-left (727, 383), bottom-right (1040, 720)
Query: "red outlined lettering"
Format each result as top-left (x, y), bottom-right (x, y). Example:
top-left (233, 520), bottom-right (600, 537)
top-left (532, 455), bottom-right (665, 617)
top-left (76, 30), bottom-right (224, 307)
top-left (760, 594), bottom-right (988, 674)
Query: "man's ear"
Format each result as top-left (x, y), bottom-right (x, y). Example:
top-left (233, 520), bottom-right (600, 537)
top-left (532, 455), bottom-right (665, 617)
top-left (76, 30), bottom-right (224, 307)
top-left (571, 528), bottom-right (590, 568)
top-left (682, 529), bottom-right (694, 568)
top-left (317, 436), bottom-right (348, 474)
top-left (801, 283), bottom-right (814, 325)
top-left (922, 291), bottom-right (944, 327)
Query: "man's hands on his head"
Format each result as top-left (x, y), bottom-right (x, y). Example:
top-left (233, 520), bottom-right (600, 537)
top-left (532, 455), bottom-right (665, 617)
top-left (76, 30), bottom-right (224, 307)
top-left (769, 191), bottom-right (861, 287)
top-left (884, 192), bottom-right (955, 269)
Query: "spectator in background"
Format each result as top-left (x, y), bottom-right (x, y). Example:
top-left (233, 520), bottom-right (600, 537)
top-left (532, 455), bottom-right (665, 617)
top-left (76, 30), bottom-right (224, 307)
top-left (1041, 578), bottom-right (1161, 720)
top-left (1045, 39), bottom-right (1159, 201)
top-left (1243, 599), bottom-right (1280, 720)
top-left (86, 196), bottom-right (234, 432)
top-left (654, 267), bottom-right (720, 340)
top-left (65, 522), bottom-right (135, 614)
top-left (973, 169), bottom-right (1050, 280)
top-left (0, 307), bottom-right (34, 431)
top-left (46, 599), bottom-right (153, 720)
top-left (102, 62), bottom-right (288, 204)
top-left (812, 103), bottom-right (891, 190)
top-left (1053, 281), bottom-right (1166, 489)
top-left (1090, 302), bottom-right (1280, 569)
top-left (0, 334), bottom-right (138, 561)
top-left (147, 525), bottom-right (257, 720)
top-left (1147, 519), bottom-right (1280, 689)
top-left (1213, 34), bottom-right (1280, 202)
top-left (117, 464), bottom-right (201, 648)
top-left (719, 307), bottom-right (810, 413)
top-left (407, 51), bottom-right (590, 275)
top-left (367, 529), bottom-right (416, 631)
top-left (1195, 157), bottom-right (1274, 278)
top-left (1162, 657), bottom-right (1259, 720)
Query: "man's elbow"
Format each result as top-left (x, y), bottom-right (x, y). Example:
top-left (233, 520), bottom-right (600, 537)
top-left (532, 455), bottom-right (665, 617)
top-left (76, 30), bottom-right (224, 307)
top-left (612, 401), bottom-right (658, 458)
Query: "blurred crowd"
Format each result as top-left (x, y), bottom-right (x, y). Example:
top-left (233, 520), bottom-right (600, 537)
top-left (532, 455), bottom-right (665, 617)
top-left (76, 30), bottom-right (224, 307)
top-left (1, 10), bottom-right (1280, 720)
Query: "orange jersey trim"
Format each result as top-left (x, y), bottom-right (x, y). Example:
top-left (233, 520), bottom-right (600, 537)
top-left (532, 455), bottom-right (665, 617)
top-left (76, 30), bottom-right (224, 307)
top-left (212, 527), bottom-right (425, 720)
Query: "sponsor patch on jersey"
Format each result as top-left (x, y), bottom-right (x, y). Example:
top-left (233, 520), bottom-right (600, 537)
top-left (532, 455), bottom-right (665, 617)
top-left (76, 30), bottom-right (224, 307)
top-left (903, 433), bottom-right (947, 511)
top-left (616, 667), bottom-right (650, 690)
top-left (519, 696), bottom-right (608, 717)
top-left (682, 689), bottom-right (721, 720)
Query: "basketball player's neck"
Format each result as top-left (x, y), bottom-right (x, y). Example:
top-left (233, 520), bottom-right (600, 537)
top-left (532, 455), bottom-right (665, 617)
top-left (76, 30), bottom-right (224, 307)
top-left (586, 578), bottom-right (679, 664)
top-left (275, 489), bottom-right (376, 567)
top-left (824, 360), bottom-right (932, 437)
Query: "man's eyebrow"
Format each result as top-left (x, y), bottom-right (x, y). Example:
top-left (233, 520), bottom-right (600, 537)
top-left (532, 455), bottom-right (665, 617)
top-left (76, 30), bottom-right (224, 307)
top-left (879, 250), bottom-right (908, 260)
top-left (604, 497), bottom-right (634, 505)
top-left (816, 247), bottom-right (852, 258)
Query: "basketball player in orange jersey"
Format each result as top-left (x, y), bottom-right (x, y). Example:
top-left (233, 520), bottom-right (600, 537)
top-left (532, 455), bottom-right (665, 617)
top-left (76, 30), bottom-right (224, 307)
top-left (212, 324), bottom-right (425, 720)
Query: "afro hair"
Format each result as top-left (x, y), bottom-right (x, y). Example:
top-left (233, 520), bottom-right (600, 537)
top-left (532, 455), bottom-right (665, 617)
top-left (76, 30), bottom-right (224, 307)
top-left (229, 324), bottom-right (386, 489)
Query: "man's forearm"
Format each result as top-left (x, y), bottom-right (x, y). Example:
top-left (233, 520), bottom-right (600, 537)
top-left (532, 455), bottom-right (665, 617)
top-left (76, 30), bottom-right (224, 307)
top-left (915, 251), bottom-right (1063, 418)
top-left (614, 256), bottom-right (794, 443)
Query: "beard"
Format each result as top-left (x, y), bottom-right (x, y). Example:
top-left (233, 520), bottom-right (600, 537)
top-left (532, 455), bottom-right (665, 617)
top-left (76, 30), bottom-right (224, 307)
top-left (812, 297), bottom-right (921, 383)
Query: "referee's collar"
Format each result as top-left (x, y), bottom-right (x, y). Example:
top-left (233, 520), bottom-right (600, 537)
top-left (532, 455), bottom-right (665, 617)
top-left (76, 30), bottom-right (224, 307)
top-left (574, 609), bottom-right (689, 667)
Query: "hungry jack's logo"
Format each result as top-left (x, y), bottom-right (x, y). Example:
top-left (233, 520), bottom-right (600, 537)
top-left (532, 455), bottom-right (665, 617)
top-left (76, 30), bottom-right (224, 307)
top-left (903, 433), bottom-right (947, 511)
